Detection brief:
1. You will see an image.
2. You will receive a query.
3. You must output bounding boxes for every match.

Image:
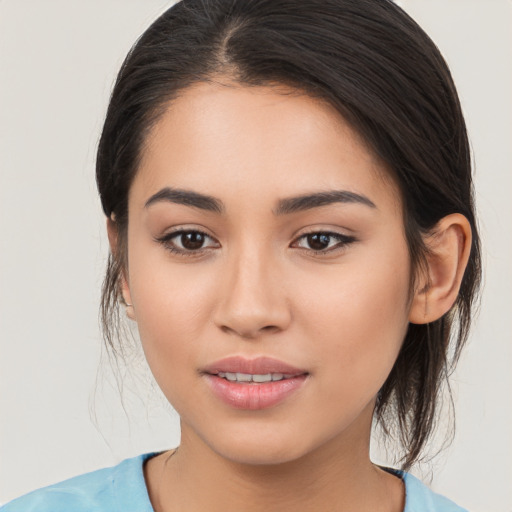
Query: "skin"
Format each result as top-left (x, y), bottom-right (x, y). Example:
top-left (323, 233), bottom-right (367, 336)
top-left (108, 80), bottom-right (471, 512)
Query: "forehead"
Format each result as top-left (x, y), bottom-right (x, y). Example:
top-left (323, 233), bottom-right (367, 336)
top-left (133, 80), bottom-right (400, 213)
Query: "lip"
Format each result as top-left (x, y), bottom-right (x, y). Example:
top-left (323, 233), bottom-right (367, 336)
top-left (202, 356), bottom-right (307, 376)
top-left (201, 356), bottom-right (309, 410)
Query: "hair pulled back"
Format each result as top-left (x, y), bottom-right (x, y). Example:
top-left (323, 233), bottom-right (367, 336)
top-left (96, 0), bottom-right (481, 470)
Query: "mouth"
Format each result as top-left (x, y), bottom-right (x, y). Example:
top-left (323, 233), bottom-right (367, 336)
top-left (201, 356), bottom-right (309, 410)
top-left (213, 371), bottom-right (299, 383)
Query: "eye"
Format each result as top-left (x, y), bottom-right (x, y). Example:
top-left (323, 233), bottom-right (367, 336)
top-left (156, 229), bottom-right (219, 256)
top-left (292, 231), bottom-right (356, 253)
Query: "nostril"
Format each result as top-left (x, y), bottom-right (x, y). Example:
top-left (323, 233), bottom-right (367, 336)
top-left (261, 325), bottom-right (279, 333)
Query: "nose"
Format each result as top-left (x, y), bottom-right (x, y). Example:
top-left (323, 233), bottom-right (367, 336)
top-left (213, 244), bottom-right (291, 340)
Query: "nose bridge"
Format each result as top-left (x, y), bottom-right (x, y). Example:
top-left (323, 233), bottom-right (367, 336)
top-left (214, 234), bottom-right (290, 338)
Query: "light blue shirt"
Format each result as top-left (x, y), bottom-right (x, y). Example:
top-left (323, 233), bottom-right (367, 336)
top-left (1, 452), bottom-right (468, 511)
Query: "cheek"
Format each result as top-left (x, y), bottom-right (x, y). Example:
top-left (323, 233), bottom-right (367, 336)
top-left (129, 270), bottom-right (218, 414)
top-left (298, 245), bottom-right (411, 400)
top-left (126, 244), bottom-right (219, 382)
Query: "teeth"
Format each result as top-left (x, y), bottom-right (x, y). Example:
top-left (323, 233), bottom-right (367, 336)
top-left (216, 372), bottom-right (288, 383)
top-left (252, 373), bottom-right (272, 383)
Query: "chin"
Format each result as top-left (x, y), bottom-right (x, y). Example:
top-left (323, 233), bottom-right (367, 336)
top-left (203, 427), bottom-right (317, 467)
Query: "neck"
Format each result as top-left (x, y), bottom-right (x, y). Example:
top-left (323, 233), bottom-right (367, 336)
top-left (145, 412), bottom-right (404, 512)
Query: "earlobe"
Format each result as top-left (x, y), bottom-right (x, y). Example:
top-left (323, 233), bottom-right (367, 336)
top-left (409, 213), bottom-right (472, 325)
top-left (106, 216), bottom-right (136, 321)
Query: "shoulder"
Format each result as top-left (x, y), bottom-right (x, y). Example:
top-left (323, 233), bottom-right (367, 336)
top-left (402, 471), bottom-right (468, 512)
top-left (1, 453), bottom-right (157, 512)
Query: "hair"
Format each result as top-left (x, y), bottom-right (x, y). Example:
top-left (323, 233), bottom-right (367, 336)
top-left (96, 0), bottom-right (481, 470)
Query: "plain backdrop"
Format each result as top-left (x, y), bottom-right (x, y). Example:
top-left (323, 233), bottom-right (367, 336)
top-left (0, 1), bottom-right (511, 510)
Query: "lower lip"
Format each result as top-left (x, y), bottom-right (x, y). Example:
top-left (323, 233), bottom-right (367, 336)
top-left (204, 374), bottom-right (308, 410)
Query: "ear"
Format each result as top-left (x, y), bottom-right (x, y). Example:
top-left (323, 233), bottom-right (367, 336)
top-left (106, 217), bottom-right (136, 321)
top-left (409, 213), bottom-right (472, 325)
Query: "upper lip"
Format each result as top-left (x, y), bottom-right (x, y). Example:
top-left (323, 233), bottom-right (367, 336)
top-left (202, 356), bottom-right (308, 376)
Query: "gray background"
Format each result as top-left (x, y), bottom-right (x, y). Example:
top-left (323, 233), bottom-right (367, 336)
top-left (1, 1), bottom-right (511, 510)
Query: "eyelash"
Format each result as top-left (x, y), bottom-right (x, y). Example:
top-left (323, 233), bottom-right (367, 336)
top-left (155, 229), bottom-right (356, 258)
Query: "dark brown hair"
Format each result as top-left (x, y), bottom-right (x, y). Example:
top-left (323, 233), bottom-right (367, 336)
top-left (96, 0), bottom-right (481, 470)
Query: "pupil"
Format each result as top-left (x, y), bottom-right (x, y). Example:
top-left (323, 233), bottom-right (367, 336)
top-left (182, 232), bottom-right (204, 250)
top-left (308, 233), bottom-right (330, 250)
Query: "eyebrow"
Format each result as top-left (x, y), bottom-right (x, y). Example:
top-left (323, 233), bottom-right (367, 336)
top-left (145, 187), bottom-right (224, 213)
top-left (144, 187), bottom-right (376, 215)
top-left (273, 190), bottom-right (376, 215)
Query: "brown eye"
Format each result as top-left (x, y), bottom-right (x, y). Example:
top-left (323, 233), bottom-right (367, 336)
top-left (180, 231), bottom-right (206, 250)
top-left (306, 233), bottom-right (331, 250)
top-left (156, 229), bottom-right (219, 256)
top-left (293, 231), bottom-right (356, 253)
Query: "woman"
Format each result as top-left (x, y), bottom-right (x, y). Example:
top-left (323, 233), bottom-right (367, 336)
top-left (2, 0), bottom-right (481, 510)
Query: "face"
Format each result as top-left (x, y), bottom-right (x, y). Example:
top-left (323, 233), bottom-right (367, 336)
top-left (121, 81), bottom-right (413, 465)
